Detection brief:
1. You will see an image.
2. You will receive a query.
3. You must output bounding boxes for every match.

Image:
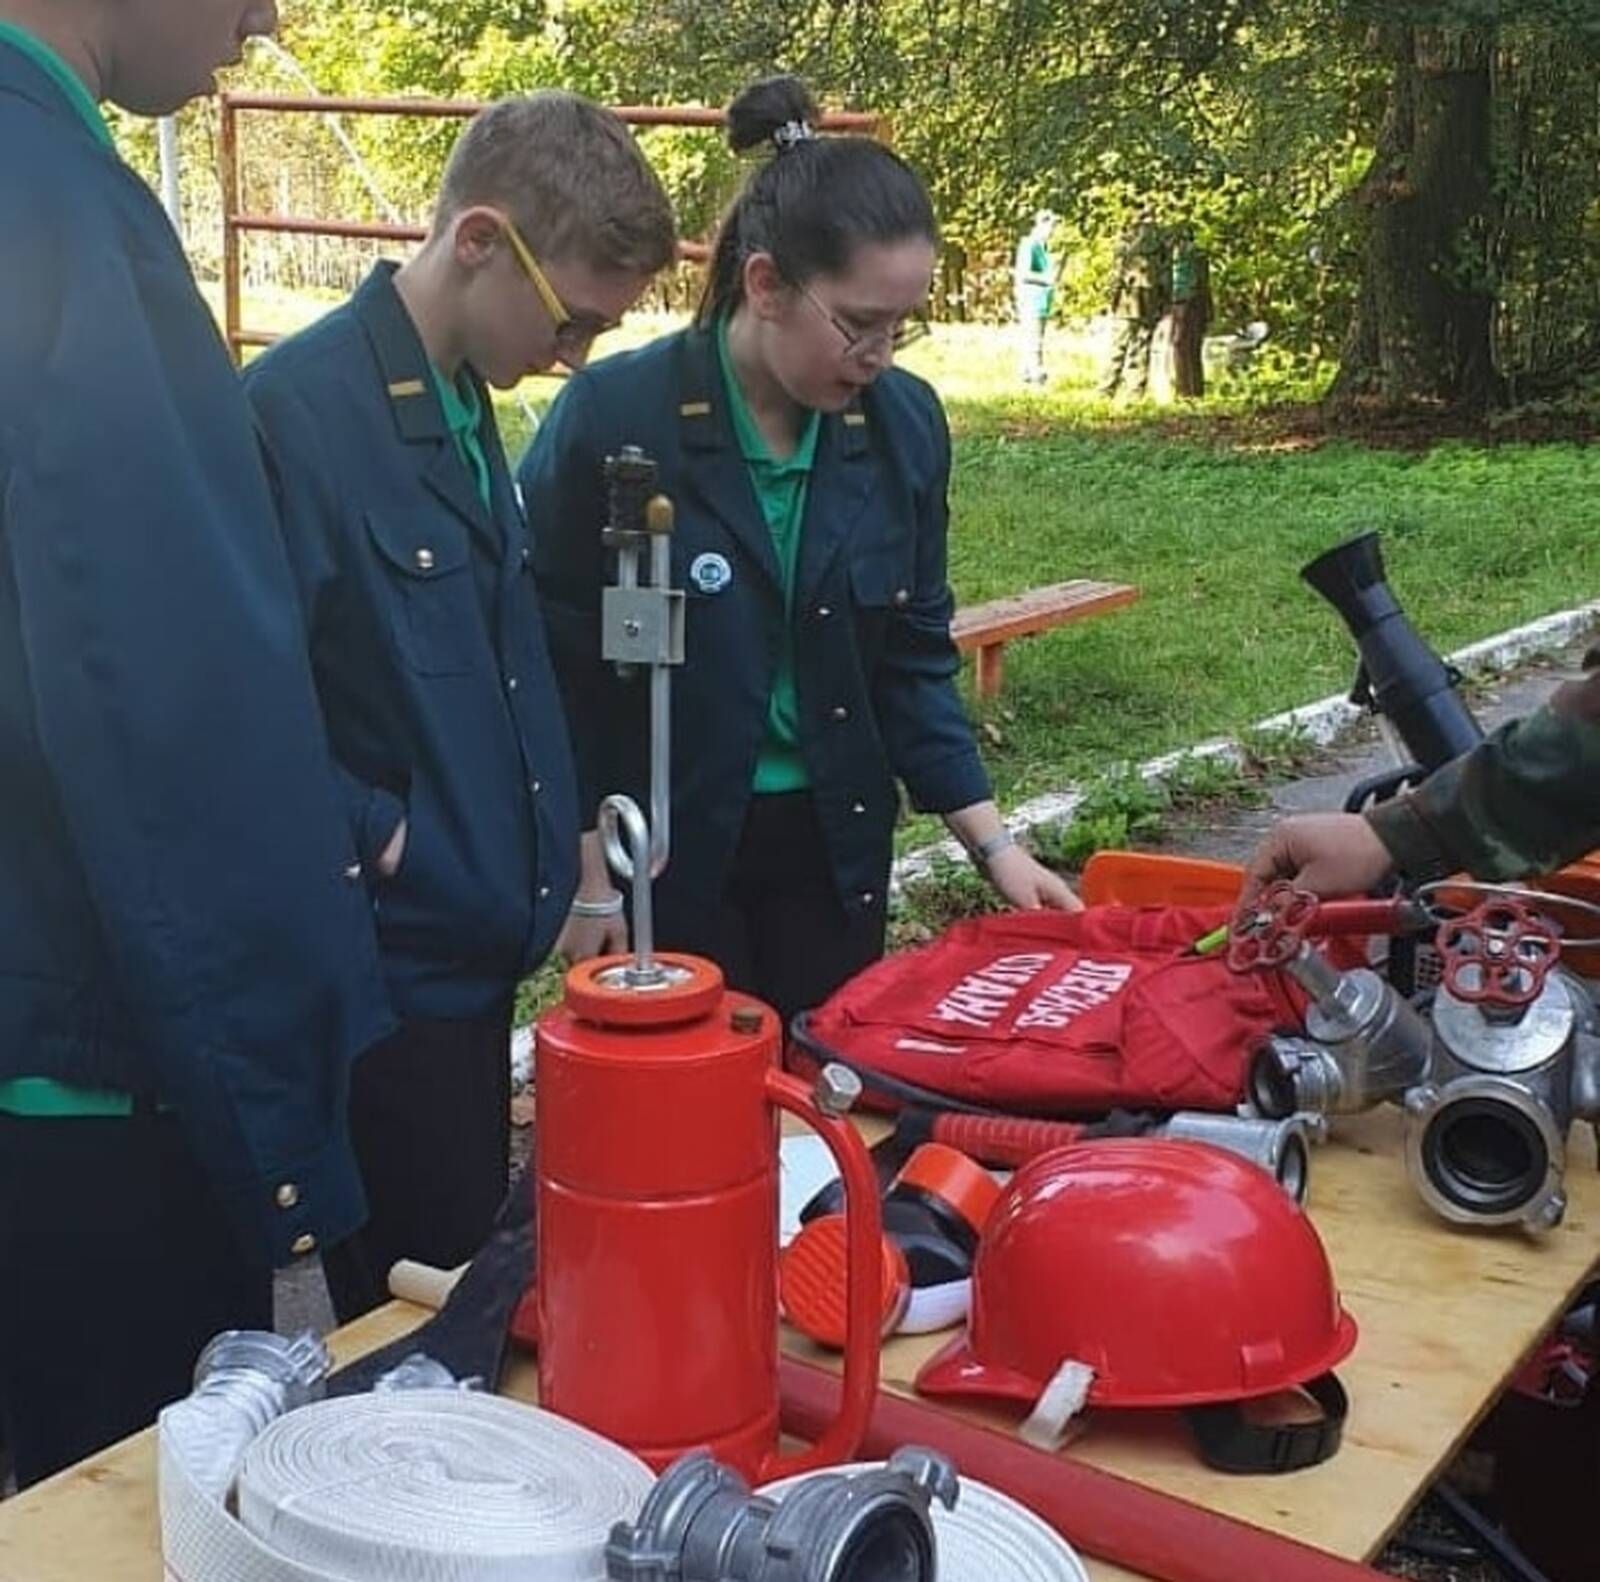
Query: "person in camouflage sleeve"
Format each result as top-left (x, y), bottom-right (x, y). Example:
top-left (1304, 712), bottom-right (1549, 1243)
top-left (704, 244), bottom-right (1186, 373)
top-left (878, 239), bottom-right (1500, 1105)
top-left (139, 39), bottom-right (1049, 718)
top-left (1101, 214), bottom-right (1170, 399)
top-left (1243, 664), bottom-right (1600, 899)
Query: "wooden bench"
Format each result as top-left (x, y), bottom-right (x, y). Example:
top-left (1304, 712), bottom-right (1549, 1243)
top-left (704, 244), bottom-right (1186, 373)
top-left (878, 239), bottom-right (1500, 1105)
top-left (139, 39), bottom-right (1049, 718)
top-left (952, 578), bottom-right (1140, 700)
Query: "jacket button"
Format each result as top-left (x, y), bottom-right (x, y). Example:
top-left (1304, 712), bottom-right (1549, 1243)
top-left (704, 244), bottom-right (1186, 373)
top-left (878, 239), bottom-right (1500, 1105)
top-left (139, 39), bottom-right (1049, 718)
top-left (531, 779), bottom-right (543, 795)
top-left (893, 588), bottom-right (910, 607)
top-left (538, 884), bottom-right (552, 900)
top-left (415, 548), bottom-right (435, 572)
top-left (343, 862), bottom-right (363, 882)
top-left (507, 676), bottom-right (520, 692)
top-left (860, 891), bottom-right (876, 906)
top-left (275, 1182), bottom-right (300, 1210)
top-left (852, 801), bottom-right (867, 815)
top-left (831, 705), bottom-right (849, 722)
top-left (291, 1233), bottom-right (317, 1256)
top-left (521, 547), bottom-right (531, 566)
top-left (816, 605), bottom-right (833, 619)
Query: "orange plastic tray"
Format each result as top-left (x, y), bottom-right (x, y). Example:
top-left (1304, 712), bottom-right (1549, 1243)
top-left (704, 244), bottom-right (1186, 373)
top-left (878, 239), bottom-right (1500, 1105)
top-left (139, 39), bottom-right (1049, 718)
top-left (1079, 850), bottom-right (1245, 910)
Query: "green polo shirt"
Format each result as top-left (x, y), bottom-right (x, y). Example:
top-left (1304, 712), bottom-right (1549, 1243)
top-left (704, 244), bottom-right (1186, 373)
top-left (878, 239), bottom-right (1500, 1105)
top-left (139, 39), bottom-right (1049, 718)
top-left (430, 364), bottom-right (492, 509)
top-left (715, 319), bottom-right (819, 794)
top-left (0, 23), bottom-right (129, 1120)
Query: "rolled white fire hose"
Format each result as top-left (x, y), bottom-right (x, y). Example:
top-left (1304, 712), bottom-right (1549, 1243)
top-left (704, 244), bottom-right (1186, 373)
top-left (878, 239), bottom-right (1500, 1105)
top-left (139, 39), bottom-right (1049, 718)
top-left (160, 1389), bottom-right (653, 1582)
top-left (759, 1461), bottom-right (1090, 1582)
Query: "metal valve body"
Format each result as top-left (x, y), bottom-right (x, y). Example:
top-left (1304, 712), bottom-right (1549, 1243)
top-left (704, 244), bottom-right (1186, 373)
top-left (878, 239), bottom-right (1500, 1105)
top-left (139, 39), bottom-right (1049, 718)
top-left (1404, 961), bottom-right (1600, 1229)
top-left (1242, 885), bottom-right (1600, 1230)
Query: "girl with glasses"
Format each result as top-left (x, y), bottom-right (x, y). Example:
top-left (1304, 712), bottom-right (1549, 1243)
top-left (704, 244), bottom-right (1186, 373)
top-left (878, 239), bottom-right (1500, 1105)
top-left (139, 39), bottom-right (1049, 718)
top-left (525, 74), bottom-right (1078, 1030)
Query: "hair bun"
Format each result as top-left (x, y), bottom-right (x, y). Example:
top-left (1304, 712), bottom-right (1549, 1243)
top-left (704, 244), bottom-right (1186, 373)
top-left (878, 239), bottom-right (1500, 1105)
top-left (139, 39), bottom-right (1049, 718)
top-left (726, 75), bottom-right (820, 156)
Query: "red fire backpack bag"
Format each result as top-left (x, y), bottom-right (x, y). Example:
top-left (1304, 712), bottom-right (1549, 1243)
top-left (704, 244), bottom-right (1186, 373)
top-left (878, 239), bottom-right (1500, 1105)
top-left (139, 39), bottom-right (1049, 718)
top-left (793, 905), bottom-right (1349, 1117)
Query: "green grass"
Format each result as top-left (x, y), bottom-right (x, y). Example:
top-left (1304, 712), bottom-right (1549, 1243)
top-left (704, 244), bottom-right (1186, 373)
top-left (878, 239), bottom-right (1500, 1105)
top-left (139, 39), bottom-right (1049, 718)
top-left (933, 430), bottom-right (1599, 806)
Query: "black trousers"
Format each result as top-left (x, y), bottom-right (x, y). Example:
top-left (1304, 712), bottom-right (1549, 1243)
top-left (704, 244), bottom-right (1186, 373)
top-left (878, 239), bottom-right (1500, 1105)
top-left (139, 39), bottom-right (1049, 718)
top-left (322, 1000), bottom-right (513, 1325)
top-left (0, 1110), bottom-right (271, 1489)
top-left (656, 792), bottom-right (888, 1029)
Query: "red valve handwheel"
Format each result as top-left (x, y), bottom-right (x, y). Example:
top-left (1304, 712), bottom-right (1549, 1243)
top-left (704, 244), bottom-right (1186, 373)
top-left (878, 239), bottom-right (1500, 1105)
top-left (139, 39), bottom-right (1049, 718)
top-left (1437, 897), bottom-right (1560, 1010)
top-left (1227, 882), bottom-right (1320, 972)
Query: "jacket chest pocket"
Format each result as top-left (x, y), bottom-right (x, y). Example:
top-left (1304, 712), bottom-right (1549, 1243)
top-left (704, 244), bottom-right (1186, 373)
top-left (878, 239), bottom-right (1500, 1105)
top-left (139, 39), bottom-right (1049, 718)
top-left (365, 513), bottom-right (476, 677)
top-left (848, 535), bottom-right (916, 658)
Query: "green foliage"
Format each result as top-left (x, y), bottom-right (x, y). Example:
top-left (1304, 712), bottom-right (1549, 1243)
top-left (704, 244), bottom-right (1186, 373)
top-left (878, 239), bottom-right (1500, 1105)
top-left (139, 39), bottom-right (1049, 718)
top-left (1041, 766), bottom-right (1170, 869)
top-left (121, 0), bottom-right (1592, 390)
top-left (891, 856), bottom-right (1001, 948)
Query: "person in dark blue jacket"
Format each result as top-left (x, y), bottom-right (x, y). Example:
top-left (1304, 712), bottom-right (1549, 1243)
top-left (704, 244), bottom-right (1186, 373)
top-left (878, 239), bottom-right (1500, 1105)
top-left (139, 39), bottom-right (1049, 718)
top-left (523, 75), bottom-right (1080, 1029)
top-left (0, 0), bottom-right (391, 1486)
top-left (245, 94), bottom-right (677, 1322)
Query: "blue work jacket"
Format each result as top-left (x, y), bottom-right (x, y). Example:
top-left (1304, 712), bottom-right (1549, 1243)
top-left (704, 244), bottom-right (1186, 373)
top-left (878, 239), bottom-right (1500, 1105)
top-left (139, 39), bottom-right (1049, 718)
top-left (245, 265), bottom-right (579, 1018)
top-left (520, 326), bottom-right (991, 922)
top-left (0, 44), bottom-right (392, 1264)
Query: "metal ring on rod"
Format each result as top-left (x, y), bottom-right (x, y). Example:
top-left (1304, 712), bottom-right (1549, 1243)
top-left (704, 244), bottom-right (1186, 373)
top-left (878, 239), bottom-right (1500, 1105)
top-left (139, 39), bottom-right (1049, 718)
top-left (1414, 880), bottom-right (1600, 950)
top-left (598, 793), bottom-right (681, 990)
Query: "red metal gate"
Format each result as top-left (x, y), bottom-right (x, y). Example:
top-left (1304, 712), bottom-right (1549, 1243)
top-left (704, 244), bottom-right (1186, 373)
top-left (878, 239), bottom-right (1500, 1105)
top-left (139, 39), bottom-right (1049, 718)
top-left (218, 92), bottom-right (882, 363)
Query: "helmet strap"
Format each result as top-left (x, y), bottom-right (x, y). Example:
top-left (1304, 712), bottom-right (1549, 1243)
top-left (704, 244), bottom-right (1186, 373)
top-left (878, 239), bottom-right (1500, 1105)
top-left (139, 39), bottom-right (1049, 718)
top-left (1018, 1357), bottom-right (1097, 1451)
top-left (1186, 1372), bottom-right (1349, 1474)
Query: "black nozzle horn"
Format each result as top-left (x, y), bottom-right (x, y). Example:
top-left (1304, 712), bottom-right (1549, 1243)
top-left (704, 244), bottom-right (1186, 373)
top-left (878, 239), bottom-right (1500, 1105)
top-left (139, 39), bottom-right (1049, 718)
top-left (1301, 532), bottom-right (1395, 638)
top-left (1301, 531), bottom-right (1483, 773)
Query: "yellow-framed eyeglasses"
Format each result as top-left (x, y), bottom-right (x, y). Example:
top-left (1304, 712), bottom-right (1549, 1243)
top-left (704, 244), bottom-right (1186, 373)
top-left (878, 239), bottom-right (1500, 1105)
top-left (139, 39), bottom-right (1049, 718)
top-left (500, 215), bottom-right (622, 355)
top-left (500, 215), bottom-right (572, 332)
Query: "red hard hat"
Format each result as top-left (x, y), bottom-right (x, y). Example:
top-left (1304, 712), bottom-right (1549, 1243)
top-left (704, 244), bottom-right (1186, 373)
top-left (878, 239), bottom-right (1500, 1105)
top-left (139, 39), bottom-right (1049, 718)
top-left (917, 1140), bottom-right (1357, 1470)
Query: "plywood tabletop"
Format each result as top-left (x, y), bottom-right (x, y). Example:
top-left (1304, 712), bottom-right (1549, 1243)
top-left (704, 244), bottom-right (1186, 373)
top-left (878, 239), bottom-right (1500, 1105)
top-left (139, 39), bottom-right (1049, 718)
top-left (2, 1107), bottom-right (1595, 1582)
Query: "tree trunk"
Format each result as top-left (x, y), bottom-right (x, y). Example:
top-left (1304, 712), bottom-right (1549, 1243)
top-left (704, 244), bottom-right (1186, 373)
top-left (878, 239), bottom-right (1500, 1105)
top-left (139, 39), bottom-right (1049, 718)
top-left (1328, 25), bottom-right (1503, 411)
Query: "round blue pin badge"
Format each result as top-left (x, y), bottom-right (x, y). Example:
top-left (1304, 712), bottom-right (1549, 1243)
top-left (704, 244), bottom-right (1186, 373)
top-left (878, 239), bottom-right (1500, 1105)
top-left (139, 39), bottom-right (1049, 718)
top-left (689, 552), bottom-right (734, 595)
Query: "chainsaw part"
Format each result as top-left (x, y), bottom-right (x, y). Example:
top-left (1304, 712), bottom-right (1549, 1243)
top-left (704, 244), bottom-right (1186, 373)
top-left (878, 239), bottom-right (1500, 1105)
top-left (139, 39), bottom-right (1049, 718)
top-left (760, 1460), bottom-right (1089, 1582)
top-left (606, 1447), bottom-right (956, 1582)
top-left (530, 953), bottom-right (884, 1481)
top-left (780, 1143), bottom-right (999, 1348)
top-left (779, 1359), bottom-right (1390, 1582)
top-left (916, 1140), bottom-right (1356, 1472)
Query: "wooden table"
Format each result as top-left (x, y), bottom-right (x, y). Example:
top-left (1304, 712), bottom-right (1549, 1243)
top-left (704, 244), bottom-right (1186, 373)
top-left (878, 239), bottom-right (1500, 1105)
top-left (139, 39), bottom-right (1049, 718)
top-left (1, 1107), bottom-right (1596, 1582)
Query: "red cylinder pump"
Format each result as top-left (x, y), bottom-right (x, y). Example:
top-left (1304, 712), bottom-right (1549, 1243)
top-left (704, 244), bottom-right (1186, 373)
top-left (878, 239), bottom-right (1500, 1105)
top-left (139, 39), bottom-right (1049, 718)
top-left (522, 949), bottom-right (885, 1481)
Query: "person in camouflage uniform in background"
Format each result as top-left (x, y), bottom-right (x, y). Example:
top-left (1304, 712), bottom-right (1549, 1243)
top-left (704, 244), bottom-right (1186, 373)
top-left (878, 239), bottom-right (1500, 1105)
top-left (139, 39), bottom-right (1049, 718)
top-left (1243, 662), bottom-right (1600, 898)
top-left (1168, 224), bottom-right (1213, 399)
top-left (1101, 214), bottom-right (1170, 398)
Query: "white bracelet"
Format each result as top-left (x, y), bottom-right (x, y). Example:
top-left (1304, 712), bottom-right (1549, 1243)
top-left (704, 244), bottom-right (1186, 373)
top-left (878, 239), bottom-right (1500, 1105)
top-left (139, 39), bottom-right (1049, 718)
top-left (968, 830), bottom-right (1017, 871)
top-left (568, 892), bottom-right (625, 918)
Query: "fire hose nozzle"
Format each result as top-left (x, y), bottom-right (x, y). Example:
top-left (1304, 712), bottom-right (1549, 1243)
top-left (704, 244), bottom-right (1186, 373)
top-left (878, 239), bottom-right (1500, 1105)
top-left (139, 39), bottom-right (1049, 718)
top-left (1159, 1111), bottom-right (1322, 1204)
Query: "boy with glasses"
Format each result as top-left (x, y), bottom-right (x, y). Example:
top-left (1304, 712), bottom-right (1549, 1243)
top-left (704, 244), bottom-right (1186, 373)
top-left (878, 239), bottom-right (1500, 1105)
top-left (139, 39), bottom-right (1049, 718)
top-left (244, 92), bottom-right (675, 1321)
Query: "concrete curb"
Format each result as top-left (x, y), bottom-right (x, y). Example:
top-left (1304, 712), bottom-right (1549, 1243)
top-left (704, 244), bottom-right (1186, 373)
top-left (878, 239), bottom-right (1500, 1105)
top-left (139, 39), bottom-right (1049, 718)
top-left (892, 600), bottom-right (1600, 895)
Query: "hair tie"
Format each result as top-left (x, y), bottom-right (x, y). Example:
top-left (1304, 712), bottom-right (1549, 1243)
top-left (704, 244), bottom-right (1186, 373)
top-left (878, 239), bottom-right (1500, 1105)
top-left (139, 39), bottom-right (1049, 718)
top-left (772, 119), bottom-right (816, 153)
